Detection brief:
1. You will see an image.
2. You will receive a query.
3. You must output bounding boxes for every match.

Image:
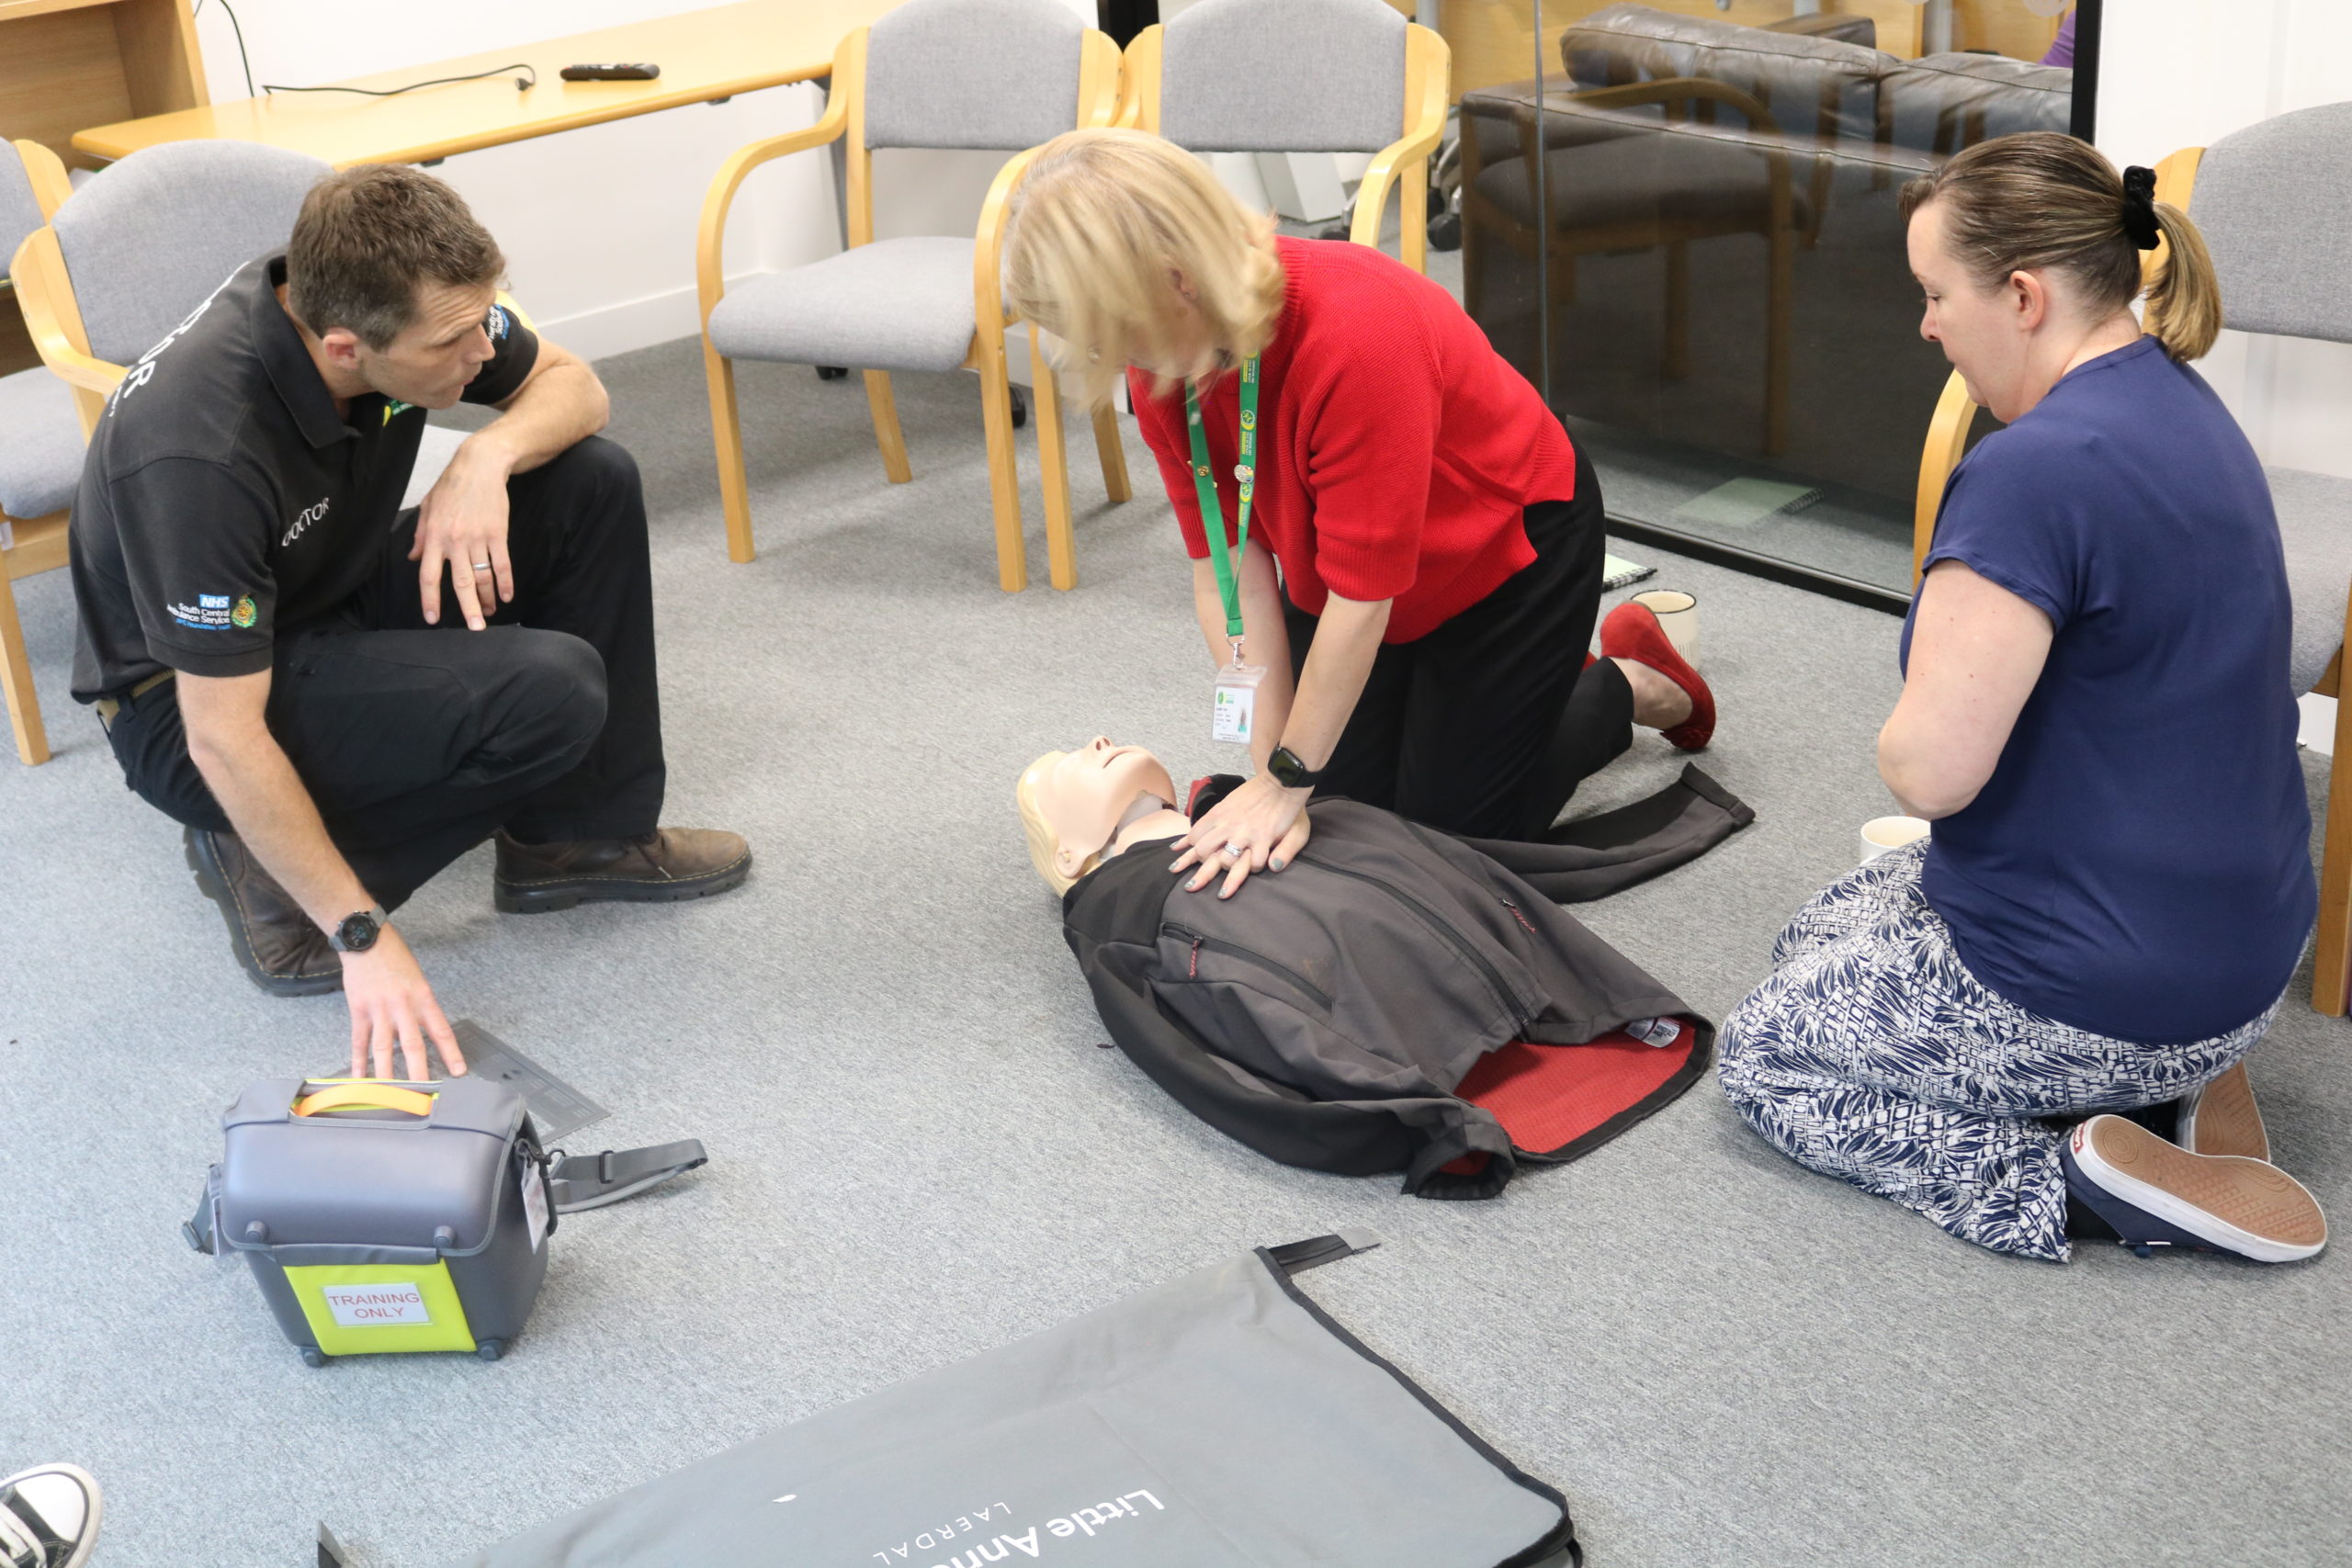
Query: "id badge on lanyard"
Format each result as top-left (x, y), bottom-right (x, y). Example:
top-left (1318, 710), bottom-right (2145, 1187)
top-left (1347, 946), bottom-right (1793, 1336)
top-left (1189, 356), bottom-right (1263, 746)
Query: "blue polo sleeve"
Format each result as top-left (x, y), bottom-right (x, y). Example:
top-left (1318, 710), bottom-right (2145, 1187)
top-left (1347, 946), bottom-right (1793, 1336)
top-left (1919, 423), bottom-right (2089, 632)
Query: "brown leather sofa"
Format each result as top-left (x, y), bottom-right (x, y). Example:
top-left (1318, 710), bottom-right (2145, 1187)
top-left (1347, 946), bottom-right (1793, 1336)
top-left (1459, 4), bottom-right (2070, 503)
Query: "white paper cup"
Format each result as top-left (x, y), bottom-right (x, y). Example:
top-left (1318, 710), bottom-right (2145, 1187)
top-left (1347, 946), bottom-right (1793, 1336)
top-left (1632, 589), bottom-right (1698, 666)
top-left (1860, 815), bottom-right (1930, 863)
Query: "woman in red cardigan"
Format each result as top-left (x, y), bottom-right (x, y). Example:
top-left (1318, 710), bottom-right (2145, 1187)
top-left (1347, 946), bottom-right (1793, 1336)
top-left (1004, 129), bottom-right (1713, 897)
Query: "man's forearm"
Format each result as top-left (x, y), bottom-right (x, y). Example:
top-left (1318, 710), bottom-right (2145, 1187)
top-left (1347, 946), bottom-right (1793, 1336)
top-left (464, 361), bottom-right (608, 479)
top-left (191, 728), bottom-right (376, 931)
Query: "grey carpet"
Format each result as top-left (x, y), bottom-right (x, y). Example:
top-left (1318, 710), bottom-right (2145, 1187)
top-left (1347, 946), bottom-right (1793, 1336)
top-left (2, 336), bottom-right (2346, 1568)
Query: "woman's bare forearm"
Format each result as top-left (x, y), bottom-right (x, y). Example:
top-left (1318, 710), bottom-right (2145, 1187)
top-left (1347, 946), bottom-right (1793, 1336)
top-left (1279, 593), bottom-right (1389, 771)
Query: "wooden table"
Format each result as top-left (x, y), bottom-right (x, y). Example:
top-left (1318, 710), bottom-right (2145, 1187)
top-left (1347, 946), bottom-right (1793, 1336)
top-left (71, 0), bottom-right (903, 168)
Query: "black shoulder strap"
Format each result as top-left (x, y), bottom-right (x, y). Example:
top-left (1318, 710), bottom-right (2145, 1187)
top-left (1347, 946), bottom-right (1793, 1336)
top-left (1265, 1228), bottom-right (1382, 1276)
top-left (548, 1140), bottom-right (708, 1213)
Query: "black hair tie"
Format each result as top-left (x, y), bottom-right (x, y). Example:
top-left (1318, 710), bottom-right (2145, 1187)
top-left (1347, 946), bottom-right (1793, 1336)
top-left (2120, 165), bottom-right (2162, 251)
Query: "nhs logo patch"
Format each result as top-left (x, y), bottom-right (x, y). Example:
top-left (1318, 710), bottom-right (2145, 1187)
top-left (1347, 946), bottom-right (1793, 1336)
top-left (198, 594), bottom-right (230, 609)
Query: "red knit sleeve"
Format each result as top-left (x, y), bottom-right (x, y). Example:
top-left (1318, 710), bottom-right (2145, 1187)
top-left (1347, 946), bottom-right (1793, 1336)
top-left (1131, 367), bottom-right (1212, 560)
top-left (1297, 281), bottom-right (1441, 604)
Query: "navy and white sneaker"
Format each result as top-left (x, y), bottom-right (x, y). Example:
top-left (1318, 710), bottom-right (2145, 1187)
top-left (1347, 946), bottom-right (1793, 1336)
top-left (0, 1464), bottom-right (100, 1568)
top-left (2176, 1061), bottom-right (2268, 1161)
top-left (2064, 1115), bottom-right (2325, 1262)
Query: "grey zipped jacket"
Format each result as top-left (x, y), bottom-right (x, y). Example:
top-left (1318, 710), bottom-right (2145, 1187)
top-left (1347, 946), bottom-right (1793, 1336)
top-left (1063, 765), bottom-right (1751, 1197)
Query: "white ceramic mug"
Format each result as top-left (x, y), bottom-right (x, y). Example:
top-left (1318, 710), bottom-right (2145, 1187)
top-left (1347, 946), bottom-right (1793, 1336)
top-left (1632, 589), bottom-right (1698, 666)
top-left (1860, 815), bottom-right (1930, 863)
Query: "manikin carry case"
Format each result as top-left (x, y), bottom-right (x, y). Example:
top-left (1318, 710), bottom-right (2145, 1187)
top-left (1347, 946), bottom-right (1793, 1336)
top-left (450, 1232), bottom-right (1578, 1568)
top-left (186, 1077), bottom-right (705, 1366)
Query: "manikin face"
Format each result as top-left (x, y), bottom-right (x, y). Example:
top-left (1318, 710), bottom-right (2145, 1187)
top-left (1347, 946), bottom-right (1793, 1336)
top-left (1909, 198), bottom-right (2041, 424)
top-left (346, 281), bottom-right (504, 410)
top-left (1030, 738), bottom-right (1180, 880)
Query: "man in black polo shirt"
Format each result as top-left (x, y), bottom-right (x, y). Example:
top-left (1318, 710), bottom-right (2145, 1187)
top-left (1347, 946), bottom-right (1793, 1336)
top-left (70, 164), bottom-right (750, 1079)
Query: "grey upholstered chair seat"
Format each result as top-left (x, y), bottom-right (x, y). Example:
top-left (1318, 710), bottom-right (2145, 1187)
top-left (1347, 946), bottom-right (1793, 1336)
top-left (0, 367), bottom-right (83, 521)
top-left (2269, 465), bottom-right (2352, 695)
top-left (706, 237), bottom-right (978, 376)
top-left (1473, 132), bottom-right (1817, 235)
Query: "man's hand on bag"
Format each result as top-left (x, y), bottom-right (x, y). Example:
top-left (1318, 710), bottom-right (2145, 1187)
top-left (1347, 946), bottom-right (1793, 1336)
top-left (344, 924), bottom-right (469, 1080)
top-left (411, 446), bottom-right (515, 631)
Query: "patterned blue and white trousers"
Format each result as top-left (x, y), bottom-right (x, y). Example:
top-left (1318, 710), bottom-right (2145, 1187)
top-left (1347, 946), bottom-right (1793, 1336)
top-left (1718, 840), bottom-right (2280, 1262)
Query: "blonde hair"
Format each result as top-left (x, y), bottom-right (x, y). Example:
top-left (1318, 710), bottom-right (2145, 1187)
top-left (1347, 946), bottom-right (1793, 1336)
top-left (1016, 751), bottom-right (1093, 897)
top-left (1902, 132), bottom-right (2222, 362)
top-left (1003, 128), bottom-right (1285, 406)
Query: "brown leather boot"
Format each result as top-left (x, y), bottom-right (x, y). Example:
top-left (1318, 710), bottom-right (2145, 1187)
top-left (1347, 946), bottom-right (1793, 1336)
top-left (183, 827), bottom-right (344, 997)
top-left (492, 827), bottom-right (752, 914)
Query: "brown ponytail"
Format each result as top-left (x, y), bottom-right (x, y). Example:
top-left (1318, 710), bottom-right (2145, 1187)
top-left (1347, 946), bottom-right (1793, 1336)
top-left (2143, 201), bottom-right (2222, 361)
top-left (1901, 131), bottom-right (2225, 363)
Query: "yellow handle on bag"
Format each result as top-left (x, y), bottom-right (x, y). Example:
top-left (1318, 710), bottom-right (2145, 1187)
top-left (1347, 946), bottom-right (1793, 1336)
top-left (292, 1083), bottom-right (435, 1119)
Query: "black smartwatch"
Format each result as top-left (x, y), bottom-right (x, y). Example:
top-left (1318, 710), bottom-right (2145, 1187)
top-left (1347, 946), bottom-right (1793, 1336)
top-left (328, 905), bottom-right (389, 953)
top-left (1265, 746), bottom-right (1325, 790)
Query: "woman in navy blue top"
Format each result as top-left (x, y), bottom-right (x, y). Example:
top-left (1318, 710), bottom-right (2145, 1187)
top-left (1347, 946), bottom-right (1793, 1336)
top-left (1719, 134), bottom-right (2324, 1265)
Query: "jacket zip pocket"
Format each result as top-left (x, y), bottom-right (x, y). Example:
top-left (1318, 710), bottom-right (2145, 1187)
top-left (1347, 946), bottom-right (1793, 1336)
top-left (1163, 924), bottom-right (1336, 1011)
top-left (1294, 854), bottom-right (1525, 1024)
top-left (1502, 900), bottom-right (1538, 935)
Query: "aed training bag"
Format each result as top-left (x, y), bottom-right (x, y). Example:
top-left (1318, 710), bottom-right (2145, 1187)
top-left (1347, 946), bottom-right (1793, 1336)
top-left (452, 1232), bottom-right (1578, 1568)
top-left (187, 1077), bottom-right (706, 1366)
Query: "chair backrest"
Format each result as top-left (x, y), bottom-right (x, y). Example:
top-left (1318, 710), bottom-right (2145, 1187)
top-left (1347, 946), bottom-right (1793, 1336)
top-left (2190, 100), bottom-right (2352, 345)
top-left (1159, 0), bottom-right (1406, 155)
top-left (863, 0), bottom-right (1088, 152)
top-left (1, 148), bottom-right (46, 282)
top-left (50, 140), bottom-right (329, 367)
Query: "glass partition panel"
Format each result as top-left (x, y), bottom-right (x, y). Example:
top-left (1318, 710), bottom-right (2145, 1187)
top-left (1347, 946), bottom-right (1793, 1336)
top-left (1449, 0), bottom-right (2086, 594)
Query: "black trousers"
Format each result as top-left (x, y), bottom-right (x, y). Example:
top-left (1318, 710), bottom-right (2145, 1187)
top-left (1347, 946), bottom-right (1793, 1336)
top-left (107, 436), bottom-right (665, 909)
top-left (1282, 445), bottom-right (1628, 841)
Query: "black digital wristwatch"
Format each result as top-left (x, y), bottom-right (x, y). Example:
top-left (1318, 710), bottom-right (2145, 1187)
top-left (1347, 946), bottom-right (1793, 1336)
top-left (1265, 746), bottom-right (1325, 790)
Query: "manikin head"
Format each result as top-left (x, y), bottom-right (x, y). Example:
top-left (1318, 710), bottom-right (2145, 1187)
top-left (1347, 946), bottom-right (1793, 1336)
top-left (284, 164), bottom-right (510, 411)
top-left (1017, 738), bottom-right (1182, 895)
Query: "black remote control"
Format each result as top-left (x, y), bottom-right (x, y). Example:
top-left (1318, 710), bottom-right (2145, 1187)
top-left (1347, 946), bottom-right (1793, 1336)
top-left (560, 63), bottom-right (661, 81)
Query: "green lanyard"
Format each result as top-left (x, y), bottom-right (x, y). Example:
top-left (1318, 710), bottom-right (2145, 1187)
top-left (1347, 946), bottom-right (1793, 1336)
top-left (1185, 355), bottom-right (1261, 661)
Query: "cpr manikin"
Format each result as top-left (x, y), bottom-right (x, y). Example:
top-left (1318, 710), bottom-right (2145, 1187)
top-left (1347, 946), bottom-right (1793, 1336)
top-left (1019, 739), bottom-right (1752, 1198)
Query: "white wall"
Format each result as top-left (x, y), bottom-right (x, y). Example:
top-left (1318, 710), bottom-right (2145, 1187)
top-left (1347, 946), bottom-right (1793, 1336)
top-left (2098, 0), bottom-right (2352, 479)
top-left (187, 0), bottom-right (1091, 361)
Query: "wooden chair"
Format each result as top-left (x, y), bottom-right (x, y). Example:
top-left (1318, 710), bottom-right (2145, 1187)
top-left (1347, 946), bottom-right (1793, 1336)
top-left (698, 0), bottom-right (1125, 592)
top-left (1, 139), bottom-right (80, 765)
top-left (1911, 110), bottom-right (2352, 1014)
top-left (1115, 0), bottom-right (1450, 275)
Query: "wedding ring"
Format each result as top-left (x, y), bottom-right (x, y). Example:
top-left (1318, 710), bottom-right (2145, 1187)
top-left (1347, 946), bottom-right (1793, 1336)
top-left (470, 560), bottom-right (493, 570)
top-left (1224, 842), bottom-right (1247, 858)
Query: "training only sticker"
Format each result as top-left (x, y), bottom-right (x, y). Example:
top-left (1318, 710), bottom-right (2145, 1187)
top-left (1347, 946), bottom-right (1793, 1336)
top-left (320, 1282), bottom-right (433, 1327)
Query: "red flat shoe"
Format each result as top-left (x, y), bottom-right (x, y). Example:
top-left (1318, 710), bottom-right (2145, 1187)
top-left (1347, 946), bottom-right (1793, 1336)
top-left (1600, 600), bottom-right (1714, 750)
